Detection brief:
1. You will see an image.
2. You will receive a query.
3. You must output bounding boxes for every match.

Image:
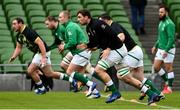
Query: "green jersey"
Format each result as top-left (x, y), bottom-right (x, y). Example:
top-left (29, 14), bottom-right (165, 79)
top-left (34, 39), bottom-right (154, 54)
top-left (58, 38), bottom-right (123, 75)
top-left (62, 20), bottom-right (88, 55)
top-left (155, 16), bottom-right (175, 52)
top-left (49, 23), bottom-right (65, 50)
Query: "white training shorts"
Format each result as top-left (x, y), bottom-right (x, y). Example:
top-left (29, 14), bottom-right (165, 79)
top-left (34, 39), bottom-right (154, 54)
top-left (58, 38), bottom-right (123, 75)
top-left (122, 45), bottom-right (143, 68)
top-left (71, 50), bottom-right (91, 66)
top-left (97, 44), bottom-right (128, 69)
top-left (32, 51), bottom-right (51, 66)
top-left (155, 48), bottom-right (175, 63)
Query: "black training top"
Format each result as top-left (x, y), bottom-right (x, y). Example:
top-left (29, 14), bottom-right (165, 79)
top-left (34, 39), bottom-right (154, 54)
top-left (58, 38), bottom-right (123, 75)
top-left (86, 18), bottom-right (123, 50)
top-left (110, 22), bottom-right (137, 51)
top-left (16, 26), bottom-right (49, 53)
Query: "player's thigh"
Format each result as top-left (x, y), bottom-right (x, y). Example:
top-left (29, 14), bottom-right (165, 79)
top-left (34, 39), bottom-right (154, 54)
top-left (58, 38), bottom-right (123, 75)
top-left (60, 52), bottom-right (73, 69)
top-left (153, 59), bottom-right (163, 71)
top-left (66, 63), bottom-right (85, 74)
top-left (164, 63), bottom-right (173, 72)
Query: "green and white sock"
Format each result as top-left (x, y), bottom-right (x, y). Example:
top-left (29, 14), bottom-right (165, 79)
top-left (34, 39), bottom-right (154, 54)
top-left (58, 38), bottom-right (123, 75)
top-left (142, 78), bottom-right (161, 95)
top-left (158, 68), bottom-right (168, 85)
top-left (167, 72), bottom-right (174, 88)
top-left (106, 80), bottom-right (117, 93)
top-left (140, 85), bottom-right (154, 98)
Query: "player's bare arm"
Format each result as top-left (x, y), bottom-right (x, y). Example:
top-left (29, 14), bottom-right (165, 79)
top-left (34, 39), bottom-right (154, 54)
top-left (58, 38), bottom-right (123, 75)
top-left (8, 42), bottom-right (22, 63)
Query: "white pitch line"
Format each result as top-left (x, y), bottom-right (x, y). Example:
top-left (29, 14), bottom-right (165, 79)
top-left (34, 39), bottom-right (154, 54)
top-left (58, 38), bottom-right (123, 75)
top-left (101, 94), bottom-right (178, 109)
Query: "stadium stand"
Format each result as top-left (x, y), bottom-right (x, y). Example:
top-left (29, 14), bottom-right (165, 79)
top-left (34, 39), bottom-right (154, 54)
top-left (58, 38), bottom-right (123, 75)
top-left (0, 0), bottom-right (152, 74)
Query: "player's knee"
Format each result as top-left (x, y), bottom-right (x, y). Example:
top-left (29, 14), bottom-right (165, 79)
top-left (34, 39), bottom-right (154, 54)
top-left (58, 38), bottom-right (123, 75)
top-left (122, 75), bottom-right (132, 84)
top-left (153, 66), bottom-right (161, 73)
top-left (60, 62), bottom-right (68, 70)
top-left (97, 60), bottom-right (110, 71)
top-left (117, 67), bottom-right (130, 78)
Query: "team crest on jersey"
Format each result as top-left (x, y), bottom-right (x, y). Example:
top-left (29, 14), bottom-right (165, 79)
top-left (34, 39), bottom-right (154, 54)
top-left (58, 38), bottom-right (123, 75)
top-left (18, 34), bottom-right (27, 44)
top-left (68, 31), bottom-right (72, 36)
top-left (101, 24), bottom-right (106, 29)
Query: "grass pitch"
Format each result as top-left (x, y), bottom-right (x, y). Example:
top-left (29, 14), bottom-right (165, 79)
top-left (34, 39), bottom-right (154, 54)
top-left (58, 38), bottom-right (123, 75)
top-left (0, 91), bottom-right (180, 109)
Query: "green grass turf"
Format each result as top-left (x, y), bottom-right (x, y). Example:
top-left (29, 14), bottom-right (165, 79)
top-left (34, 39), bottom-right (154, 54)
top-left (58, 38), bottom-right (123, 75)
top-left (0, 91), bottom-right (179, 109)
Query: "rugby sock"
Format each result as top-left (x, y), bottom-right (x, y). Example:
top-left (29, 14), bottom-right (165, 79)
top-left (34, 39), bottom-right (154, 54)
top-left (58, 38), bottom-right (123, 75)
top-left (167, 72), bottom-right (174, 88)
top-left (158, 68), bottom-right (168, 84)
top-left (59, 73), bottom-right (71, 82)
top-left (141, 85), bottom-right (154, 97)
top-left (106, 80), bottom-right (117, 93)
top-left (142, 78), bottom-right (161, 95)
top-left (71, 72), bottom-right (89, 84)
top-left (92, 72), bottom-right (104, 82)
top-left (36, 80), bottom-right (45, 90)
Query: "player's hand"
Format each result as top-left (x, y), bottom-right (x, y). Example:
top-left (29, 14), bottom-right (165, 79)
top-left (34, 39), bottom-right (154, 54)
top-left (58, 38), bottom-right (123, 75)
top-left (40, 57), bottom-right (47, 68)
top-left (101, 48), bottom-right (110, 59)
top-left (8, 57), bottom-right (15, 63)
top-left (76, 44), bottom-right (87, 50)
top-left (58, 44), bottom-right (64, 53)
top-left (151, 47), bottom-right (157, 55)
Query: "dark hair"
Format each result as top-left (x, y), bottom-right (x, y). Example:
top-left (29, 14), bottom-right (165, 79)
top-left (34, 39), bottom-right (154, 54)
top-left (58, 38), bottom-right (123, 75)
top-left (98, 13), bottom-right (112, 20)
top-left (14, 17), bottom-right (24, 24)
top-left (45, 16), bottom-right (58, 22)
top-left (77, 9), bottom-right (91, 18)
top-left (159, 3), bottom-right (169, 13)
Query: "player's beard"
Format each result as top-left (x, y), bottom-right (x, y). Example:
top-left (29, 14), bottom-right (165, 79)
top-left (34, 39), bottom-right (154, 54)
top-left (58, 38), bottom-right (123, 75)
top-left (159, 14), bottom-right (166, 21)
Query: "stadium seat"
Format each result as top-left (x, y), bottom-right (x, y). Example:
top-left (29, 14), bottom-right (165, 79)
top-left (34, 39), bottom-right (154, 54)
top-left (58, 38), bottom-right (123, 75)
top-left (0, 29), bottom-right (11, 36)
top-left (5, 4), bottom-right (23, 14)
top-left (69, 10), bottom-right (79, 19)
top-left (166, 0), bottom-right (180, 8)
top-left (0, 11), bottom-right (5, 16)
top-left (25, 4), bottom-right (43, 13)
top-left (176, 17), bottom-right (180, 32)
top-left (0, 36), bottom-right (12, 42)
top-left (102, 0), bottom-right (121, 8)
top-left (43, 0), bottom-right (61, 7)
top-left (63, 0), bottom-right (81, 7)
top-left (30, 16), bottom-right (45, 25)
top-left (106, 4), bottom-right (124, 13)
top-left (86, 4), bottom-right (104, 11)
top-left (170, 4), bottom-right (180, 15)
top-left (7, 10), bottom-right (25, 18)
top-left (45, 4), bottom-right (63, 14)
top-left (36, 29), bottom-right (52, 37)
top-left (32, 23), bottom-right (47, 30)
top-left (173, 10), bottom-right (180, 23)
top-left (90, 10), bottom-right (106, 18)
top-left (21, 51), bottom-right (34, 63)
top-left (28, 10), bottom-right (46, 18)
top-left (66, 4), bottom-right (83, 11)
top-left (22, 0), bottom-right (41, 7)
top-left (113, 16), bottom-right (129, 23)
top-left (119, 22), bottom-right (132, 29)
top-left (109, 10), bottom-right (127, 17)
top-left (83, 0), bottom-right (101, 7)
top-left (48, 10), bottom-right (60, 17)
top-left (0, 23), bottom-right (8, 29)
top-left (0, 42), bottom-right (14, 49)
top-left (0, 17), bottom-right (6, 23)
top-left (3, 0), bottom-right (21, 6)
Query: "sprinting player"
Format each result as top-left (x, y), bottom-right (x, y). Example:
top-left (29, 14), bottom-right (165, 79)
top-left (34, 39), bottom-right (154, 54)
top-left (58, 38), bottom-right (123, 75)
top-left (77, 9), bottom-right (162, 104)
top-left (99, 13), bottom-right (164, 103)
top-left (152, 4), bottom-right (176, 94)
top-left (77, 9), bottom-right (126, 103)
top-left (45, 16), bottom-right (100, 97)
top-left (58, 10), bottom-right (99, 97)
top-left (9, 17), bottom-right (76, 94)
